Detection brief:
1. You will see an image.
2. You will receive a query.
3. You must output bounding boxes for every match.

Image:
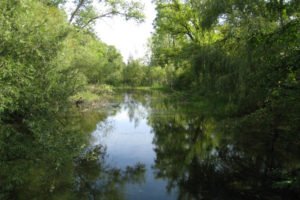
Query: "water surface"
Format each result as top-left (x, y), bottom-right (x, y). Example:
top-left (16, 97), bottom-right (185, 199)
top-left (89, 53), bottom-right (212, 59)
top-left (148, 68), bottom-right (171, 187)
top-left (1, 91), bottom-right (299, 200)
top-left (91, 93), bottom-right (177, 199)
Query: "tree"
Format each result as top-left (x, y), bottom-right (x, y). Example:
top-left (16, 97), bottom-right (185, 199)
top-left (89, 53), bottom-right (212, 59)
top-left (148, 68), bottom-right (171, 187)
top-left (68, 0), bottom-right (145, 30)
top-left (123, 58), bottom-right (145, 86)
top-left (98, 45), bottom-right (124, 85)
top-left (145, 66), bottom-right (166, 86)
top-left (0, 0), bottom-right (84, 122)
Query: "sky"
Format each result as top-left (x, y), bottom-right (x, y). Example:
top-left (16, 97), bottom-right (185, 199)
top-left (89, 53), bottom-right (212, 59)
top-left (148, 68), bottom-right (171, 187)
top-left (94, 1), bottom-right (156, 62)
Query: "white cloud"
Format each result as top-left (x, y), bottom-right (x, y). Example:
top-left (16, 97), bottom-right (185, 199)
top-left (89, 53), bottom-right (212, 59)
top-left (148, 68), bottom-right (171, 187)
top-left (94, 0), bottom-right (156, 62)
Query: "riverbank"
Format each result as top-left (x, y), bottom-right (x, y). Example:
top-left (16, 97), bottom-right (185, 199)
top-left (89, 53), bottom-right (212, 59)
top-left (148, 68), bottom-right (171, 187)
top-left (69, 84), bottom-right (170, 111)
top-left (70, 84), bottom-right (229, 114)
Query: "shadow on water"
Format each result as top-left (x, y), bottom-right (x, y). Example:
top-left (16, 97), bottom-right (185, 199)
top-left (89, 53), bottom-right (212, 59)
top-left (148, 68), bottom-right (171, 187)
top-left (0, 104), bottom-right (145, 200)
top-left (1, 90), bottom-right (299, 199)
top-left (147, 93), bottom-right (300, 200)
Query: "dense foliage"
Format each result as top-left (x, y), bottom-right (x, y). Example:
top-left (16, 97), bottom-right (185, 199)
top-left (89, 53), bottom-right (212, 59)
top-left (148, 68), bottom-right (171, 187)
top-left (0, 0), bottom-right (144, 198)
top-left (149, 0), bottom-right (300, 194)
top-left (1, 0), bottom-right (299, 198)
top-left (0, 0), bottom-right (145, 122)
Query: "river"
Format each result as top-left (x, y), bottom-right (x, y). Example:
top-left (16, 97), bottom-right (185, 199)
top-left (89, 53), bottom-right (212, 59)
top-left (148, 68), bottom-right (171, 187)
top-left (0, 91), bottom-right (299, 200)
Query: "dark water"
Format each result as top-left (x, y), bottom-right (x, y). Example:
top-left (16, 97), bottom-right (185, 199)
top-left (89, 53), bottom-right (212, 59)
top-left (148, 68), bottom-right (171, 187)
top-left (1, 91), bottom-right (299, 200)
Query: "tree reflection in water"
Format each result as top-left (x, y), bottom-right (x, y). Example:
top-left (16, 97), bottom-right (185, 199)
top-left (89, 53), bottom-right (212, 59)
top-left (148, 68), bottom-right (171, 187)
top-left (1, 91), bottom-right (299, 200)
top-left (148, 95), bottom-right (300, 200)
top-left (0, 107), bottom-right (145, 200)
top-left (74, 144), bottom-right (145, 200)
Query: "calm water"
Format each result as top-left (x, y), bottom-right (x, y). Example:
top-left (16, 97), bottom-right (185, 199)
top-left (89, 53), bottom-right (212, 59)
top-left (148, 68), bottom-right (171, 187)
top-left (90, 94), bottom-right (177, 199)
top-left (1, 91), bottom-right (299, 200)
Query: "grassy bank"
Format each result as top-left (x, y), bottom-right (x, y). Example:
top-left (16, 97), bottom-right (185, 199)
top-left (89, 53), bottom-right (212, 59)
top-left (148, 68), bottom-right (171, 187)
top-left (114, 85), bottom-right (169, 92)
top-left (69, 84), bottom-right (235, 117)
top-left (69, 84), bottom-right (171, 110)
top-left (71, 85), bottom-right (170, 101)
top-left (69, 85), bottom-right (115, 110)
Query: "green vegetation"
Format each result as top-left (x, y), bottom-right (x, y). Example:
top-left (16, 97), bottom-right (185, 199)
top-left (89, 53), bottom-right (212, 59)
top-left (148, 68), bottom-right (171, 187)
top-left (0, 0), bottom-right (144, 121)
top-left (148, 0), bottom-right (300, 195)
top-left (1, 0), bottom-right (299, 199)
top-left (0, 1), bottom-right (145, 198)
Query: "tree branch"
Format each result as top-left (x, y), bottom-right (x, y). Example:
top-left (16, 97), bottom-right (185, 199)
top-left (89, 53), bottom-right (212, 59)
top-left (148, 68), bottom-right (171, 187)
top-left (181, 23), bottom-right (195, 41)
top-left (80, 11), bottom-right (128, 29)
top-left (80, 11), bottom-right (115, 29)
top-left (69, 0), bottom-right (85, 23)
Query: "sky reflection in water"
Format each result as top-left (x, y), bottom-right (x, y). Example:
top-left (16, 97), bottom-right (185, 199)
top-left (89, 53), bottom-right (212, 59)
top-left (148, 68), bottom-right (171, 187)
top-left (91, 94), bottom-right (177, 200)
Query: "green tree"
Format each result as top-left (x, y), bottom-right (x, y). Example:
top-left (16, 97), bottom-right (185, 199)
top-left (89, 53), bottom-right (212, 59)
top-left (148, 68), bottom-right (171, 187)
top-left (123, 58), bottom-right (146, 86)
top-left (98, 45), bottom-right (125, 85)
top-left (68, 0), bottom-right (145, 30)
top-left (0, 0), bottom-right (84, 122)
top-left (145, 66), bottom-right (166, 86)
